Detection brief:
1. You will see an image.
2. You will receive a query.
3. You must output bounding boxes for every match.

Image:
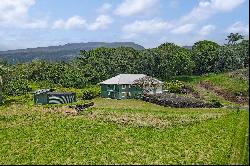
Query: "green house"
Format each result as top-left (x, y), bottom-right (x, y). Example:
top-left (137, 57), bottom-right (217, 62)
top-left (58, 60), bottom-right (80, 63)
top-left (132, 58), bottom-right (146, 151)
top-left (99, 74), bottom-right (163, 99)
top-left (33, 89), bottom-right (76, 105)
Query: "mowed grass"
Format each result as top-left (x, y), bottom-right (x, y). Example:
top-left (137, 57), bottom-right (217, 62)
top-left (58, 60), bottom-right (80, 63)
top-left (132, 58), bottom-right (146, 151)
top-left (0, 98), bottom-right (249, 165)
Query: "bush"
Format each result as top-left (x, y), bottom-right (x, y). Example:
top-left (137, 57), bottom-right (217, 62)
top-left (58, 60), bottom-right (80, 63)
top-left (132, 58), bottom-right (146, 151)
top-left (3, 78), bottom-right (32, 96)
top-left (82, 85), bottom-right (101, 100)
top-left (164, 80), bottom-right (185, 93)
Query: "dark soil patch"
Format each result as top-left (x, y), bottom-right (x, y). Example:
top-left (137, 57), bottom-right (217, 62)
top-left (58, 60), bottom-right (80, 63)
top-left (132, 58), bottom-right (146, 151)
top-left (228, 69), bottom-right (249, 81)
top-left (198, 81), bottom-right (249, 104)
top-left (142, 93), bottom-right (222, 108)
top-left (181, 85), bottom-right (204, 100)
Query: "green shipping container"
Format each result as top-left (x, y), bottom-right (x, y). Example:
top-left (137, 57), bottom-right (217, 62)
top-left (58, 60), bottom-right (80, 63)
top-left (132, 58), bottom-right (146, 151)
top-left (33, 89), bottom-right (76, 105)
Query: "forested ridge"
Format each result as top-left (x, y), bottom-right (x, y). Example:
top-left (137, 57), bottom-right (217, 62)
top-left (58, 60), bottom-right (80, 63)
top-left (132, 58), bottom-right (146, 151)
top-left (0, 33), bottom-right (248, 96)
top-left (0, 42), bottom-right (144, 64)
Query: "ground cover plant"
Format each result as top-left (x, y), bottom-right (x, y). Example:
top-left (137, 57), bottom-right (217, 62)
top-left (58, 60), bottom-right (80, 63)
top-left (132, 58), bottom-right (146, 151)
top-left (0, 98), bottom-right (248, 165)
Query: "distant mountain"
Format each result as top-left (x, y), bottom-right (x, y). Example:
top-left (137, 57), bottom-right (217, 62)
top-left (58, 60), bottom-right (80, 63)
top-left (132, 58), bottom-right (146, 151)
top-left (0, 42), bottom-right (145, 64)
top-left (182, 46), bottom-right (192, 50)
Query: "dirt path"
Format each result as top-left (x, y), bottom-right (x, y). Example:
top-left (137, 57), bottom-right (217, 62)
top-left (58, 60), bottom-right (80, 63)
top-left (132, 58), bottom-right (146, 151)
top-left (198, 81), bottom-right (249, 104)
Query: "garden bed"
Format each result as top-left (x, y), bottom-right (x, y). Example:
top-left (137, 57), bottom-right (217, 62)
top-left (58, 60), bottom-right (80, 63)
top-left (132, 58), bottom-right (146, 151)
top-left (142, 93), bottom-right (222, 108)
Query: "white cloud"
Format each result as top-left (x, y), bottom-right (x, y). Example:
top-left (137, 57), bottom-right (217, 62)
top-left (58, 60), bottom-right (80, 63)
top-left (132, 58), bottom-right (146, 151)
top-left (52, 16), bottom-right (87, 29)
top-left (115, 0), bottom-right (158, 16)
top-left (0, 0), bottom-right (48, 29)
top-left (52, 15), bottom-right (112, 30)
top-left (227, 21), bottom-right (249, 34)
top-left (180, 0), bottom-right (245, 23)
top-left (88, 15), bottom-right (113, 30)
top-left (199, 25), bottom-right (216, 36)
top-left (97, 3), bottom-right (112, 13)
top-left (211, 0), bottom-right (245, 11)
top-left (171, 24), bottom-right (196, 34)
top-left (122, 19), bottom-right (173, 35)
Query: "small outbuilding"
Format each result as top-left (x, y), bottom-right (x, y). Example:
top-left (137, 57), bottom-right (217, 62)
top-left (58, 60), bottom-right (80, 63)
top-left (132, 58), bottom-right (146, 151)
top-left (99, 74), bottom-right (163, 99)
top-left (33, 89), bottom-right (76, 105)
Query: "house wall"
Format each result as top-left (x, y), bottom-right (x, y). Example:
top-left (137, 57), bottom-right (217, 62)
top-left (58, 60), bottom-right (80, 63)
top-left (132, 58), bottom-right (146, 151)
top-left (101, 84), bottom-right (142, 99)
top-left (34, 94), bottom-right (48, 105)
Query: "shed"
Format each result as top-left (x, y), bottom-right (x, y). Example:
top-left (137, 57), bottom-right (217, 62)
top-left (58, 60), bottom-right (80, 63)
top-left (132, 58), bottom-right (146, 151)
top-left (33, 89), bottom-right (76, 105)
top-left (99, 74), bottom-right (163, 99)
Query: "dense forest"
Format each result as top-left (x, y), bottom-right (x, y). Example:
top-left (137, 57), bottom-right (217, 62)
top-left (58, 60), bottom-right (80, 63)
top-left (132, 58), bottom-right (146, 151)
top-left (0, 42), bottom-right (145, 64)
top-left (0, 33), bottom-right (249, 96)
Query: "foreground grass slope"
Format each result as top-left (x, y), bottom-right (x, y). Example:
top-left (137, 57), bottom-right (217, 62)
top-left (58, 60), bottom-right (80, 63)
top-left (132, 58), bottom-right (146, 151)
top-left (0, 98), bottom-right (249, 165)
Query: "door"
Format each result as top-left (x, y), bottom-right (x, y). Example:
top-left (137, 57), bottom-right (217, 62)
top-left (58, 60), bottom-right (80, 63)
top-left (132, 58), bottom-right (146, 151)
top-left (109, 92), bottom-right (115, 99)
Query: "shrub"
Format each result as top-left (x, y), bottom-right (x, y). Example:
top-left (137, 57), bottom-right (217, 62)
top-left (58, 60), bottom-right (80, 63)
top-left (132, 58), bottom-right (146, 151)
top-left (164, 80), bottom-right (185, 93)
top-left (3, 78), bottom-right (32, 96)
top-left (82, 85), bottom-right (101, 100)
top-left (210, 99), bottom-right (223, 108)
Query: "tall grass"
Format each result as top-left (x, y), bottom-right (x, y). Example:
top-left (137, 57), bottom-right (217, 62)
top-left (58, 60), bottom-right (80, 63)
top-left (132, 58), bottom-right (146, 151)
top-left (0, 99), bottom-right (248, 165)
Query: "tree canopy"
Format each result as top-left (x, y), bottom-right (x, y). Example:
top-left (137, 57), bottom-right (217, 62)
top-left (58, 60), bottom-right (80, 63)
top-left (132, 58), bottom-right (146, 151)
top-left (0, 33), bottom-right (248, 96)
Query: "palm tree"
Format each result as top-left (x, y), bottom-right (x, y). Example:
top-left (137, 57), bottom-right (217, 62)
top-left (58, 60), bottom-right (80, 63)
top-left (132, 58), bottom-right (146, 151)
top-left (226, 33), bottom-right (244, 45)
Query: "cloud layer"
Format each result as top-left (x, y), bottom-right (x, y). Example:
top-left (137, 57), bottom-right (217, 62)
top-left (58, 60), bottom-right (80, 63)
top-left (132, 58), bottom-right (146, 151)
top-left (115, 0), bottom-right (158, 16)
top-left (199, 25), bottom-right (216, 36)
top-left (180, 0), bottom-right (245, 24)
top-left (0, 0), bottom-right (248, 50)
top-left (0, 0), bottom-right (48, 28)
top-left (122, 19), bottom-right (173, 35)
top-left (52, 15), bottom-right (113, 30)
top-left (227, 22), bottom-right (249, 34)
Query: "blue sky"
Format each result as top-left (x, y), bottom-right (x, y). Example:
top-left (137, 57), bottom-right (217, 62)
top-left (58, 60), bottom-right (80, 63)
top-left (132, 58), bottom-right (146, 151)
top-left (0, 0), bottom-right (249, 50)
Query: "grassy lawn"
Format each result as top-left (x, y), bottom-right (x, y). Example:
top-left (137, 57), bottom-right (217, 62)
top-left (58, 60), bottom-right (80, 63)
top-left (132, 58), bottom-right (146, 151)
top-left (0, 98), bottom-right (249, 165)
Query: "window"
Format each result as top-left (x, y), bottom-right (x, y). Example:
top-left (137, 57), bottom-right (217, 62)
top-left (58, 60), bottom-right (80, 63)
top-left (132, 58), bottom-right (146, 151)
top-left (128, 85), bottom-right (131, 88)
top-left (122, 84), bottom-right (126, 89)
top-left (122, 92), bottom-right (126, 98)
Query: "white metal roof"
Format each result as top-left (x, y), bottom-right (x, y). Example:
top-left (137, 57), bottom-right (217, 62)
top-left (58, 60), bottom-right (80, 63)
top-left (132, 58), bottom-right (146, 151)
top-left (99, 74), bottom-right (162, 85)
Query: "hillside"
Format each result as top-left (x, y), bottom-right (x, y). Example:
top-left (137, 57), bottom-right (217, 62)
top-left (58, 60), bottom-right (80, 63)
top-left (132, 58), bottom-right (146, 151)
top-left (168, 68), bottom-right (249, 107)
top-left (0, 68), bottom-right (249, 164)
top-left (0, 42), bottom-right (145, 64)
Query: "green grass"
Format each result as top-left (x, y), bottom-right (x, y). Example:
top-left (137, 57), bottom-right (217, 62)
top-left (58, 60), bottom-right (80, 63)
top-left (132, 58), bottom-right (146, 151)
top-left (172, 72), bottom-right (248, 93)
top-left (0, 98), bottom-right (249, 165)
top-left (203, 73), bottom-right (249, 96)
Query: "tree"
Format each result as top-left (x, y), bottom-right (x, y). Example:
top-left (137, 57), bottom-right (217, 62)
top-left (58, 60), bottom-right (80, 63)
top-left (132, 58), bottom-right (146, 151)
top-left (237, 39), bottom-right (249, 68)
top-left (132, 76), bottom-right (162, 95)
top-left (226, 33), bottom-right (244, 45)
top-left (156, 43), bottom-right (194, 79)
top-left (191, 40), bottom-right (220, 75)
